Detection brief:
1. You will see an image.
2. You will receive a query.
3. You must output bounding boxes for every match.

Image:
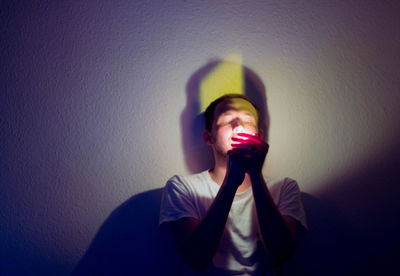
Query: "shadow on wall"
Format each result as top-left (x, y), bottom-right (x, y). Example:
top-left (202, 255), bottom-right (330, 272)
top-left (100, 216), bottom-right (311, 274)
top-left (284, 140), bottom-right (400, 276)
top-left (72, 62), bottom-right (400, 275)
top-left (71, 188), bottom-right (182, 276)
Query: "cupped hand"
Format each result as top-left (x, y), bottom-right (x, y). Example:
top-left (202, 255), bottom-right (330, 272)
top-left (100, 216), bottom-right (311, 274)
top-left (229, 132), bottom-right (269, 174)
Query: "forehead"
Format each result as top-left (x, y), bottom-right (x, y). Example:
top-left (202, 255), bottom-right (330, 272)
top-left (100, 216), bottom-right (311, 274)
top-left (214, 98), bottom-right (258, 119)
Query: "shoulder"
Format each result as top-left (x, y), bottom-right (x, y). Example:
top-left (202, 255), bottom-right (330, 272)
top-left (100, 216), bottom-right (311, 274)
top-left (265, 176), bottom-right (299, 190)
top-left (265, 176), bottom-right (307, 228)
top-left (265, 177), bottom-right (300, 202)
top-left (165, 171), bottom-right (212, 193)
top-left (166, 170), bottom-right (210, 186)
top-left (160, 172), bottom-right (211, 225)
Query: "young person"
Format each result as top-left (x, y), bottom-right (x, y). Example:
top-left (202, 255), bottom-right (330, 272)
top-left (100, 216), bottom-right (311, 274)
top-left (159, 94), bottom-right (306, 275)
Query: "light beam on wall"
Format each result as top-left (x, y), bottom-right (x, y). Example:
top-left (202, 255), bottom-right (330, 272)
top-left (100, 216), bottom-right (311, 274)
top-left (199, 54), bottom-right (244, 112)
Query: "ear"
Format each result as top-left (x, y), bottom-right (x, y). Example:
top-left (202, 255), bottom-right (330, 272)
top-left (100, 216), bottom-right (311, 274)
top-left (203, 130), bottom-right (214, 145)
top-left (258, 129), bottom-right (264, 139)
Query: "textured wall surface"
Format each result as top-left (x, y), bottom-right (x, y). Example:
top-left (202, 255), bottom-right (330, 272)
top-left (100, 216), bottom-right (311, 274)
top-left (1, 1), bottom-right (399, 275)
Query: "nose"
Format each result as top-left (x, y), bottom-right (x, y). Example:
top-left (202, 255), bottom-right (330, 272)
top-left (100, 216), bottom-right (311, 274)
top-left (231, 117), bottom-right (243, 127)
top-left (233, 125), bottom-right (244, 134)
top-left (232, 118), bottom-right (244, 133)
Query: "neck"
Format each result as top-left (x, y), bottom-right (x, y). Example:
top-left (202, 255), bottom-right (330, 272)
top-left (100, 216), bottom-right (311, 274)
top-left (209, 155), bottom-right (251, 193)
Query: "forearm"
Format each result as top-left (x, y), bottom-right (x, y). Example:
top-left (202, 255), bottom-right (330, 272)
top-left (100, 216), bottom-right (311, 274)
top-left (181, 174), bottom-right (239, 271)
top-left (250, 172), bottom-right (295, 264)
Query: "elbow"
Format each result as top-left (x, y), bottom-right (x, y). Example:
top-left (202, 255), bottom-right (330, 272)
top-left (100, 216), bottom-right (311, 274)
top-left (189, 262), bottom-right (209, 273)
top-left (274, 239), bottom-right (296, 264)
top-left (281, 243), bottom-right (296, 262)
top-left (180, 245), bottom-right (213, 272)
top-left (184, 255), bottom-right (210, 272)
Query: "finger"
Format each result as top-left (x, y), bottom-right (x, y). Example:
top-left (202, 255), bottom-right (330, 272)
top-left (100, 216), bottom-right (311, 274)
top-left (228, 149), bottom-right (243, 155)
top-left (232, 136), bottom-right (262, 147)
top-left (233, 142), bottom-right (269, 157)
top-left (237, 133), bottom-right (264, 145)
top-left (232, 138), bottom-right (259, 147)
top-left (231, 143), bottom-right (250, 150)
top-left (231, 143), bottom-right (259, 153)
top-left (237, 132), bottom-right (258, 138)
top-left (240, 136), bottom-right (269, 151)
top-left (230, 148), bottom-right (253, 158)
top-left (231, 137), bottom-right (250, 143)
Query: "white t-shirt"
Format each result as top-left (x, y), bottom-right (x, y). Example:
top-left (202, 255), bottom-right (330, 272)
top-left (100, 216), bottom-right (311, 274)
top-left (159, 170), bottom-right (307, 275)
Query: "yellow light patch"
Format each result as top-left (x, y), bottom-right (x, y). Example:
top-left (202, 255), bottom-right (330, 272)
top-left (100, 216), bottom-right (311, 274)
top-left (199, 54), bottom-right (244, 112)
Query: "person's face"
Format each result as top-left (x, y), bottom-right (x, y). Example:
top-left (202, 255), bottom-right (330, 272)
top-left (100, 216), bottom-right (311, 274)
top-left (205, 98), bottom-right (261, 157)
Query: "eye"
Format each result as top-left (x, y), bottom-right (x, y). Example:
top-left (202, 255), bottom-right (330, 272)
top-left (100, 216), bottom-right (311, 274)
top-left (218, 115), bottom-right (233, 126)
top-left (244, 122), bottom-right (256, 129)
top-left (242, 116), bottom-right (255, 125)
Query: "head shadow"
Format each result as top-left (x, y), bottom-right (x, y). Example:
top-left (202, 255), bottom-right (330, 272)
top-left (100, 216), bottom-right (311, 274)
top-left (180, 59), bottom-right (270, 173)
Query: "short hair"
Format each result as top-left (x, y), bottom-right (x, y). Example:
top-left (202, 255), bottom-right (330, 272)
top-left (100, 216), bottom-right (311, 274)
top-left (204, 94), bottom-right (260, 132)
